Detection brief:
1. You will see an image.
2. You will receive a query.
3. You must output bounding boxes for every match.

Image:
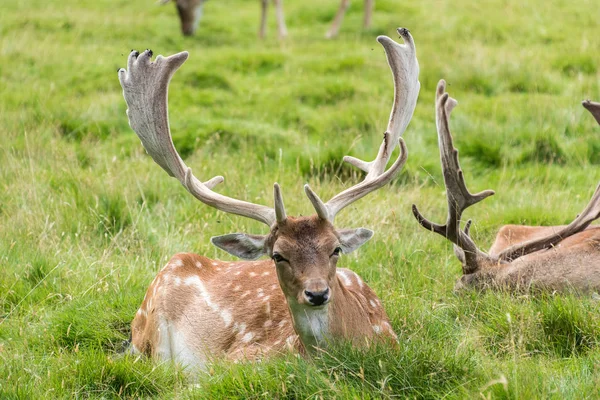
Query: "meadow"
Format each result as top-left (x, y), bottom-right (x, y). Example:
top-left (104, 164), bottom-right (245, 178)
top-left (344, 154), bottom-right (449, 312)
top-left (1, 0), bottom-right (600, 397)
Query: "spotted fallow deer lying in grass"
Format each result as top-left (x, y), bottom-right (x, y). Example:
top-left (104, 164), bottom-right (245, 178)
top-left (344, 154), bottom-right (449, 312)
top-left (413, 80), bottom-right (600, 293)
top-left (162, 0), bottom-right (373, 39)
top-left (117, 28), bottom-right (420, 368)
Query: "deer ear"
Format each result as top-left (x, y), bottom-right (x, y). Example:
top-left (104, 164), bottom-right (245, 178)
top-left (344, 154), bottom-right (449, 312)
top-left (211, 233), bottom-right (268, 260)
top-left (338, 228), bottom-right (374, 253)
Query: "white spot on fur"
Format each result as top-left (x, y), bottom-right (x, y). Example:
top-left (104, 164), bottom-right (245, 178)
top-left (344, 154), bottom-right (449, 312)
top-left (263, 296), bottom-right (271, 302)
top-left (370, 299), bottom-right (377, 308)
top-left (249, 272), bottom-right (257, 277)
top-left (233, 285), bottom-right (241, 291)
top-left (356, 275), bottom-right (364, 288)
top-left (242, 332), bottom-right (255, 343)
top-left (172, 259), bottom-right (184, 267)
top-left (235, 271), bottom-right (242, 276)
top-left (279, 320), bottom-right (287, 327)
top-left (241, 291), bottom-right (251, 298)
top-left (263, 320), bottom-right (272, 328)
top-left (235, 323), bottom-right (247, 334)
top-left (372, 324), bottom-right (382, 334)
top-left (274, 339), bottom-right (282, 346)
top-left (195, 261), bottom-right (202, 268)
top-left (336, 270), bottom-right (353, 287)
top-left (216, 267), bottom-right (222, 271)
top-left (220, 309), bottom-right (233, 326)
top-left (212, 262), bottom-right (218, 266)
top-left (262, 271), bottom-right (270, 276)
top-left (184, 275), bottom-right (232, 327)
top-left (271, 284), bottom-right (278, 290)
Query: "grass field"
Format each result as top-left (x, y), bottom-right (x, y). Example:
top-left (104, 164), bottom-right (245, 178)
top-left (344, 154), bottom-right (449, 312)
top-left (2, 0), bottom-right (600, 398)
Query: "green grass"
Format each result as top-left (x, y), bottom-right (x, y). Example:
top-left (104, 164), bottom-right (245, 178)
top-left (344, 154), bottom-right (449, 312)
top-left (2, 0), bottom-right (600, 397)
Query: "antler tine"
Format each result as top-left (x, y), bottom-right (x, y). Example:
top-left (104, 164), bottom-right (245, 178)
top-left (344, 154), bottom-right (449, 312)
top-left (412, 80), bottom-right (494, 273)
top-left (583, 100), bottom-right (600, 125)
top-left (307, 28), bottom-right (419, 222)
top-left (495, 101), bottom-right (600, 262)
top-left (497, 183), bottom-right (600, 262)
top-left (119, 50), bottom-right (276, 227)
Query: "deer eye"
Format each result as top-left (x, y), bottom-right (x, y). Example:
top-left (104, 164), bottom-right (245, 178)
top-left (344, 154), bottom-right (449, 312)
top-left (331, 247), bottom-right (342, 257)
top-left (272, 253), bottom-right (287, 263)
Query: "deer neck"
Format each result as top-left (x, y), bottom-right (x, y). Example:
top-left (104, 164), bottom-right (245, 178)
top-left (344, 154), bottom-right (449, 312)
top-left (285, 276), bottom-right (369, 351)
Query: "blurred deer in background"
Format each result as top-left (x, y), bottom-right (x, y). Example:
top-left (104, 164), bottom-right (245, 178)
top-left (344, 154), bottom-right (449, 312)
top-left (117, 28), bottom-right (419, 369)
top-left (162, 0), bottom-right (373, 38)
top-left (413, 80), bottom-right (600, 293)
top-left (326, 0), bottom-right (374, 39)
top-left (161, 0), bottom-right (287, 38)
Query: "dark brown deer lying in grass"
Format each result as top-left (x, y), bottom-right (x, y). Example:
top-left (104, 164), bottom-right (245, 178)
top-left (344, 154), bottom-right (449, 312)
top-left (413, 80), bottom-right (600, 293)
top-left (162, 0), bottom-right (373, 38)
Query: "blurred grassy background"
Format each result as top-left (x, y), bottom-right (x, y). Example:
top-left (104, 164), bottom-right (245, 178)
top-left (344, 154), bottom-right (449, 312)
top-left (1, 0), bottom-right (600, 397)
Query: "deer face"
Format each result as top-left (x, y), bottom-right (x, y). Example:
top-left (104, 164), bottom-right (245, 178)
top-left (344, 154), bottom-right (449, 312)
top-left (270, 217), bottom-right (339, 307)
top-left (174, 0), bottom-right (204, 36)
top-left (211, 215), bottom-right (373, 307)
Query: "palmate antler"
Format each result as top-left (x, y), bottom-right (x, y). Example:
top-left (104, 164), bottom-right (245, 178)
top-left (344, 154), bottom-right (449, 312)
top-left (118, 28), bottom-right (419, 230)
top-left (118, 50), bottom-right (278, 226)
top-left (305, 28), bottom-right (419, 222)
top-left (413, 80), bottom-right (600, 274)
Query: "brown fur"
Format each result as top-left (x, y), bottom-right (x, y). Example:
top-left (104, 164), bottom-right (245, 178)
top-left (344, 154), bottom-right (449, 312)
top-left (131, 216), bottom-right (395, 368)
top-left (455, 225), bottom-right (600, 292)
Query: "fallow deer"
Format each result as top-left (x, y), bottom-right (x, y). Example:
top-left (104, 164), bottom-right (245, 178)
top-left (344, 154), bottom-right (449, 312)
top-left (326, 0), bottom-right (374, 39)
top-left (117, 28), bottom-right (420, 368)
top-left (160, 0), bottom-right (288, 38)
top-left (162, 0), bottom-right (373, 39)
top-left (413, 80), bottom-right (600, 293)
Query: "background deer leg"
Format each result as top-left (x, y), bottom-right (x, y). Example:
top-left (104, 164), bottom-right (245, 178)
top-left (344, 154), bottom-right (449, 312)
top-left (363, 0), bottom-right (373, 28)
top-left (272, 0), bottom-right (288, 38)
top-left (259, 0), bottom-right (268, 38)
top-left (325, 0), bottom-right (350, 38)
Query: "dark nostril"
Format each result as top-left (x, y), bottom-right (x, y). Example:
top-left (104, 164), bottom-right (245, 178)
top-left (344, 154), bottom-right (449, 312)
top-left (304, 288), bottom-right (330, 306)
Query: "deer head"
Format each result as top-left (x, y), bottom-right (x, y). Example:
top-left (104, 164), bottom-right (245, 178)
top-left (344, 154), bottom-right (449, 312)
top-left (118, 28), bottom-right (419, 309)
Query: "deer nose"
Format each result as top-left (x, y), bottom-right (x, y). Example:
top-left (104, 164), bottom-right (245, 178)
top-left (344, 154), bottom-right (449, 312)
top-left (304, 287), bottom-right (330, 306)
